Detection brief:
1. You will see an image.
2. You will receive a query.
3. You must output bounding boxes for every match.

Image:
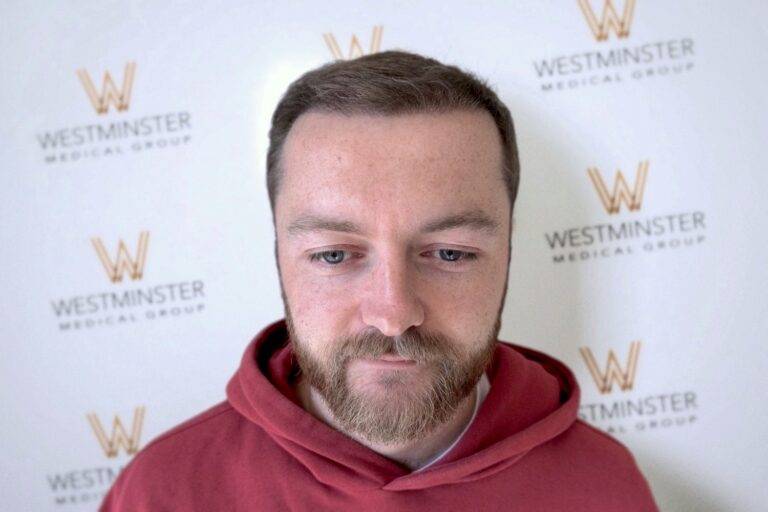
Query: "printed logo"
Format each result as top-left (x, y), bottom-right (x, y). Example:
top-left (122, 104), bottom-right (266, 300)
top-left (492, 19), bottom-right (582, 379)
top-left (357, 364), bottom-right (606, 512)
top-left (578, 341), bottom-right (699, 434)
top-left (36, 60), bottom-right (193, 164)
top-left (532, 1), bottom-right (695, 92)
top-left (92, 231), bottom-right (149, 283)
top-left (45, 407), bottom-right (145, 506)
top-left (544, 159), bottom-right (706, 263)
top-left (87, 406), bottom-right (145, 458)
top-left (50, 233), bottom-right (206, 331)
top-left (578, 0), bottom-right (636, 41)
top-left (76, 62), bottom-right (136, 114)
top-left (324, 25), bottom-right (383, 60)
top-left (587, 160), bottom-right (649, 214)
top-left (579, 341), bottom-right (641, 394)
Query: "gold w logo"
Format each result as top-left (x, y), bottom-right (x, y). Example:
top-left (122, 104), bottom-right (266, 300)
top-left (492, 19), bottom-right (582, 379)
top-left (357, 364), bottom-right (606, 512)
top-left (587, 160), bottom-right (649, 214)
top-left (578, 0), bottom-right (636, 41)
top-left (91, 231), bottom-right (149, 283)
top-left (76, 61), bottom-right (136, 114)
top-left (323, 26), bottom-right (383, 60)
top-left (579, 342), bottom-right (641, 394)
top-left (87, 406), bottom-right (145, 458)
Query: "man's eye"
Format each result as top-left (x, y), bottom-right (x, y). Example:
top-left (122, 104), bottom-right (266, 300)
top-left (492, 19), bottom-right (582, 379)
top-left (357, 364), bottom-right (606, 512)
top-left (309, 250), bottom-right (347, 265)
top-left (436, 249), bottom-right (477, 262)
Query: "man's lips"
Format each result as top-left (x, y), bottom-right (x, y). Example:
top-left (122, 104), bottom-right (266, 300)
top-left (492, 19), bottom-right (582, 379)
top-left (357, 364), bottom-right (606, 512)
top-left (376, 354), bottom-right (412, 362)
top-left (358, 355), bottom-right (417, 368)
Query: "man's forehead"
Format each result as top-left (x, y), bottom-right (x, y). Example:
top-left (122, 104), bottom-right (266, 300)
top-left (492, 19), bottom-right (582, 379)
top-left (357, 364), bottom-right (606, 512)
top-left (282, 109), bottom-right (502, 172)
top-left (275, 109), bottom-right (508, 228)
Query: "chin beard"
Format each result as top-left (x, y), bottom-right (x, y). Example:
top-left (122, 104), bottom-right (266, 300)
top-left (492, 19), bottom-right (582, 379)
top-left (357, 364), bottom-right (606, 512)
top-left (287, 315), bottom-right (498, 445)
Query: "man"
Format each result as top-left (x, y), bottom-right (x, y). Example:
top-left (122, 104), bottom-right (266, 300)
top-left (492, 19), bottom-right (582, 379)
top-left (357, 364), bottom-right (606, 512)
top-left (101, 51), bottom-right (658, 511)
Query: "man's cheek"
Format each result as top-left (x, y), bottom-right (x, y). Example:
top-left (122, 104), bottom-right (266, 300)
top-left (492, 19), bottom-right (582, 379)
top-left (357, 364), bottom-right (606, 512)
top-left (287, 287), bottom-right (333, 327)
top-left (425, 285), bottom-right (490, 323)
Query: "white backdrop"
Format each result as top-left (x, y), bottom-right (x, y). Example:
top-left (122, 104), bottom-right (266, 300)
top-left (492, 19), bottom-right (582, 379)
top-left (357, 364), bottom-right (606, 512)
top-left (1, 1), bottom-right (767, 510)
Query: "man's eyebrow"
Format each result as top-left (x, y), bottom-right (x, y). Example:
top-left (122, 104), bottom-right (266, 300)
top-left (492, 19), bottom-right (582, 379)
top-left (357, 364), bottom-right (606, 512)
top-left (287, 215), bottom-right (364, 236)
top-left (286, 209), bottom-right (499, 236)
top-left (419, 209), bottom-right (499, 234)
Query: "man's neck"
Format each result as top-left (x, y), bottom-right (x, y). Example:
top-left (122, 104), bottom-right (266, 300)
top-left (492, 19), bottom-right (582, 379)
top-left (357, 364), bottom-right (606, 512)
top-left (296, 376), bottom-right (478, 471)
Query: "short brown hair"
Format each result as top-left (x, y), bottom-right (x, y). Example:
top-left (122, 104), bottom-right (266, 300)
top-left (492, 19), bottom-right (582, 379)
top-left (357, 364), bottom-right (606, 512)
top-left (266, 50), bottom-right (520, 216)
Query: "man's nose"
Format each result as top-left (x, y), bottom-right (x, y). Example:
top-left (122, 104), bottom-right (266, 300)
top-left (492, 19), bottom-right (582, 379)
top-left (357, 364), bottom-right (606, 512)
top-left (360, 255), bottom-right (425, 337)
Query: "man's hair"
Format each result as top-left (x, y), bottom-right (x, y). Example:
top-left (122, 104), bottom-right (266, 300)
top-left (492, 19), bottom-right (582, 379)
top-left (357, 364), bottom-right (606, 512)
top-left (266, 50), bottom-right (520, 216)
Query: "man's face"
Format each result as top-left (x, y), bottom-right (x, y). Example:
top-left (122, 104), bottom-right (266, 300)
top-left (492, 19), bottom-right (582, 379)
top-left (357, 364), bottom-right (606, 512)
top-left (274, 109), bottom-right (511, 444)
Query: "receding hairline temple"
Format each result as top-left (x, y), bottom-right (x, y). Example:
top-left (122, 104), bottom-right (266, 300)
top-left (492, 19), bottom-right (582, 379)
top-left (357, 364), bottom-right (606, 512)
top-left (266, 50), bottom-right (520, 216)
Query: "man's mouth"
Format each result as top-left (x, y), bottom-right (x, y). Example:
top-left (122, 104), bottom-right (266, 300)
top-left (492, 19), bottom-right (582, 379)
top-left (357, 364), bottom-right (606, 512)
top-left (376, 354), bottom-right (412, 362)
top-left (358, 355), bottom-right (417, 368)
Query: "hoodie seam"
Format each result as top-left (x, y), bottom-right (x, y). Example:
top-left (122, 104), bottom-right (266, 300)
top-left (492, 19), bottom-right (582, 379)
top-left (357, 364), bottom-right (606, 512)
top-left (573, 419), bottom-right (638, 458)
top-left (140, 403), bottom-right (236, 452)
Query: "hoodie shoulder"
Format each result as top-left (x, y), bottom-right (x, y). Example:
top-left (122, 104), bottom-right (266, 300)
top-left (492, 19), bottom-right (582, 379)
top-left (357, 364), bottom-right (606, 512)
top-left (148, 401), bottom-right (236, 446)
top-left (539, 419), bottom-right (659, 511)
top-left (571, 419), bottom-right (643, 458)
top-left (490, 342), bottom-right (657, 509)
top-left (99, 401), bottom-right (254, 511)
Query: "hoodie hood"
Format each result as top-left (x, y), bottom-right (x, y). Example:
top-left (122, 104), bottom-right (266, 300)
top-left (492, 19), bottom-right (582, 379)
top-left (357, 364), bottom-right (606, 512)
top-left (226, 319), bottom-right (580, 492)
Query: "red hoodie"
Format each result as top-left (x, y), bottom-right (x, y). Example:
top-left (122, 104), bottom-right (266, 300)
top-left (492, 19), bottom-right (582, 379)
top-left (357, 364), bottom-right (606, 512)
top-left (101, 319), bottom-right (659, 511)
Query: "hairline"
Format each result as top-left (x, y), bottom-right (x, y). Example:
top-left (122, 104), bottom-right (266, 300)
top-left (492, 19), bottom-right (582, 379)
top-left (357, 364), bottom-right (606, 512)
top-left (271, 105), bottom-right (511, 216)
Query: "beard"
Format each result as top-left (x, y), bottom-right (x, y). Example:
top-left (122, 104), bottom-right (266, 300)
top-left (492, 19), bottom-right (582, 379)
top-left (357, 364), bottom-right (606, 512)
top-left (286, 310), bottom-right (500, 445)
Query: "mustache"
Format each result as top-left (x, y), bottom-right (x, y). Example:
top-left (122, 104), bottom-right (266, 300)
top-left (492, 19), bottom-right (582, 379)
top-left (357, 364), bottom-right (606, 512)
top-left (333, 328), bottom-right (461, 364)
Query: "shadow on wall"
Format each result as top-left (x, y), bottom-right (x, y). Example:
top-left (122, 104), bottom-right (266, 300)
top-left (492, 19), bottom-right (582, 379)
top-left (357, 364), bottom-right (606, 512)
top-left (498, 98), bottom-right (718, 512)
top-left (500, 97), bottom-right (591, 358)
top-left (644, 455), bottom-right (729, 512)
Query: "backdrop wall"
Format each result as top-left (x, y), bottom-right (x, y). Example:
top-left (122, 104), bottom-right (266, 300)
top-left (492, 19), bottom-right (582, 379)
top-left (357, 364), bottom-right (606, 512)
top-left (1, 1), bottom-right (766, 510)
